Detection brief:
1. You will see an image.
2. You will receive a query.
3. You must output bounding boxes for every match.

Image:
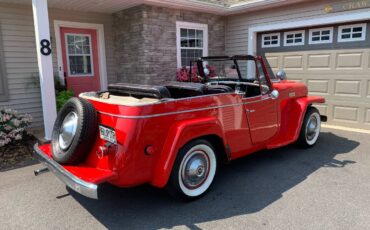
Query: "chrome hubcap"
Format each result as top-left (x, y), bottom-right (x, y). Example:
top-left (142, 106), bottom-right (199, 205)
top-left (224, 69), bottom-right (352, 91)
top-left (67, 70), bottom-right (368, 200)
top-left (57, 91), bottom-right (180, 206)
top-left (58, 112), bottom-right (78, 150)
top-left (306, 114), bottom-right (318, 141)
top-left (181, 151), bottom-right (209, 189)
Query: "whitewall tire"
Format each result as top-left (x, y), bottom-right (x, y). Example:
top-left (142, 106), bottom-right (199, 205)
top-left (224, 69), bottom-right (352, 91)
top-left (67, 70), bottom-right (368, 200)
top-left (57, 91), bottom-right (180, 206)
top-left (167, 139), bottom-right (217, 201)
top-left (297, 107), bottom-right (321, 148)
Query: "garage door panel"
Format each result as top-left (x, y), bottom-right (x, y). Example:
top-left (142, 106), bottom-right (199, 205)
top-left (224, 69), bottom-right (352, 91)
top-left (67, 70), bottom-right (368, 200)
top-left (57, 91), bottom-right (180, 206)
top-left (365, 109), bottom-right (370, 124)
top-left (334, 80), bottom-right (361, 97)
top-left (336, 53), bottom-right (363, 70)
top-left (307, 79), bottom-right (329, 95)
top-left (283, 55), bottom-right (303, 70)
top-left (333, 106), bottom-right (358, 123)
top-left (314, 104), bottom-right (328, 116)
top-left (265, 56), bottom-right (279, 68)
top-left (308, 54), bottom-right (331, 70)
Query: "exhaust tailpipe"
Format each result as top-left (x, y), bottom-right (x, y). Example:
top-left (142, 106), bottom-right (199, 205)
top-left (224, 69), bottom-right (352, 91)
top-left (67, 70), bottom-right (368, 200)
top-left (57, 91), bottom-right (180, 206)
top-left (34, 167), bottom-right (50, 176)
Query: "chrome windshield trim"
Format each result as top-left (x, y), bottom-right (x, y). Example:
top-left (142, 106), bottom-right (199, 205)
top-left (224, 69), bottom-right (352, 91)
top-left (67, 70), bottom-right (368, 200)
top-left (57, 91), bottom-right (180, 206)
top-left (33, 144), bottom-right (98, 199)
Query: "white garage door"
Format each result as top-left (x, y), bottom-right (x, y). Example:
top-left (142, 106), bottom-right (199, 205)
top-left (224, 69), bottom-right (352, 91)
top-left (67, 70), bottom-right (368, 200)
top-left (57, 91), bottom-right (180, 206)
top-left (258, 22), bottom-right (370, 130)
top-left (265, 49), bottom-right (370, 130)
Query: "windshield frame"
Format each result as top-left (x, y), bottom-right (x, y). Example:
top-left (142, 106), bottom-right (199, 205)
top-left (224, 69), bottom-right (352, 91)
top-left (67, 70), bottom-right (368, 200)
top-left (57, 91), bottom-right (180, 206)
top-left (196, 55), bottom-right (274, 95)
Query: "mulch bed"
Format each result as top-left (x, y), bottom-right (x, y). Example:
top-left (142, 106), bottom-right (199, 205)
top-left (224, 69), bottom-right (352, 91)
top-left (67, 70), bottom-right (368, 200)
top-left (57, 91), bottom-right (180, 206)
top-left (0, 135), bottom-right (38, 172)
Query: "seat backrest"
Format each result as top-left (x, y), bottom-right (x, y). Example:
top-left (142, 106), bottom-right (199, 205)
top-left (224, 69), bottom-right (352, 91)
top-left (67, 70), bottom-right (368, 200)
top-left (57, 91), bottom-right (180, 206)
top-left (205, 85), bottom-right (233, 94)
top-left (108, 83), bottom-right (171, 99)
top-left (165, 82), bottom-right (206, 98)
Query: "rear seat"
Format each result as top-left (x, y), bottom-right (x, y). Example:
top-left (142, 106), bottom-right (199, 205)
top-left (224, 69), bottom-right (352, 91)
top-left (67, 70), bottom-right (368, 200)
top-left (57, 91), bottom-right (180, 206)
top-left (164, 82), bottom-right (206, 98)
top-left (108, 83), bottom-right (171, 99)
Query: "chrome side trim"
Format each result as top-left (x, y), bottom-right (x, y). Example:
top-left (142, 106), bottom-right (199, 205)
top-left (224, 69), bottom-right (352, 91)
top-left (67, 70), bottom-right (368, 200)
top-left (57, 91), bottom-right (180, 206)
top-left (33, 144), bottom-right (98, 199)
top-left (99, 102), bottom-right (243, 119)
top-left (98, 97), bottom-right (273, 119)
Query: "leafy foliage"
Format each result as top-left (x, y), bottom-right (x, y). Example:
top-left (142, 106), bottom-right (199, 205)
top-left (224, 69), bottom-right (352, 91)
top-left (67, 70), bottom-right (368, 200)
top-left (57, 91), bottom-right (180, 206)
top-left (56, 90), bottom-right (74, 111)
top-left (176, 65), bottom-right (216, 82)
top-left (0, 108), bottom-right (32, 147)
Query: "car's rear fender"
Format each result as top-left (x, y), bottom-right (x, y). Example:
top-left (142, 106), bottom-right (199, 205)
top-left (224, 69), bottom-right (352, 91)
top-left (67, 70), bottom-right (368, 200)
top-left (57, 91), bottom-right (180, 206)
top-left (150, 117), bottom-right (225, 188)
top-left (268, 96), bottom-right (325, 148)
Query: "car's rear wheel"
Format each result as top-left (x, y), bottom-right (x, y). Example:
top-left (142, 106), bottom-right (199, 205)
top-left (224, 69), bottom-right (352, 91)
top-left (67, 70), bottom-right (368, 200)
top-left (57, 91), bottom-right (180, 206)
top-left (297, 107), bottom-right (321, 148)
top-left (167, 139), bottom-right (217, 201)
top-left (52, 97), bottom-right (97, 165)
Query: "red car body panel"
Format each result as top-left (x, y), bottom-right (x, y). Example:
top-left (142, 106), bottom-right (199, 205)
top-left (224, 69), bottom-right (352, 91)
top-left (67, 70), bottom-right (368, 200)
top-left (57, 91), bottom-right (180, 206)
top-left (37, 57), bottom-right (326, 191)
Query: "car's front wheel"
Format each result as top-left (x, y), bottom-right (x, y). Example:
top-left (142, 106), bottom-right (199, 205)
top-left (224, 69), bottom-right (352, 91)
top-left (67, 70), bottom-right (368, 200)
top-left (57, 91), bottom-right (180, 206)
top-left (297, 106), bottom-right (321, 148)
top-left (167, 139), bottom-right (217, 201)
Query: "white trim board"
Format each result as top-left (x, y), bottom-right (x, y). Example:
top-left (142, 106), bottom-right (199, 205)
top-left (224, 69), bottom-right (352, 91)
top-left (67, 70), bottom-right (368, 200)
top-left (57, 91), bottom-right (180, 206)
top-left (54, 20), bottom-right (108, 90)
top-left (248, 10), bottom-right (370, 56)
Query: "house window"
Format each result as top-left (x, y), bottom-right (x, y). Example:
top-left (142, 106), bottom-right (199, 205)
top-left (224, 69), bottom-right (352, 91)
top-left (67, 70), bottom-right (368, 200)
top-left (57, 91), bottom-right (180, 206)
top-left (261, 33), bottom-right (280, 48)
top-left (284, 30), bottom-right (305, 46)
top-left (176, 21), bottom-right (208, 67)
top-left (309, 27), bottom-right (333, 44)
top-left (338, 23), bottom-right (366, 42)
top-left (65, 34), bottom-right (93, 76)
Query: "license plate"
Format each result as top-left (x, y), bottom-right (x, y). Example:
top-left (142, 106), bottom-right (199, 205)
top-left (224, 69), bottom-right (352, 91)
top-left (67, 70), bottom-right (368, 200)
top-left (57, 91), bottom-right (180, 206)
top-left (99, 125), bottom-right (117, 144)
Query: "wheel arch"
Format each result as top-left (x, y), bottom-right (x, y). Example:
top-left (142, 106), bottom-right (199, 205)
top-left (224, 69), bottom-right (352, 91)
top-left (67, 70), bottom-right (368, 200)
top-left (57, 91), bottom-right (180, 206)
top-left (150, 117), bottom-right (226, 188)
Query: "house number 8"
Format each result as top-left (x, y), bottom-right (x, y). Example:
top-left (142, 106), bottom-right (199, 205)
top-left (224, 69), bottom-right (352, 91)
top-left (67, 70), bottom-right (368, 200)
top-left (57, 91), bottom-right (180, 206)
top-left (40, 39), bottom-right (51, 56)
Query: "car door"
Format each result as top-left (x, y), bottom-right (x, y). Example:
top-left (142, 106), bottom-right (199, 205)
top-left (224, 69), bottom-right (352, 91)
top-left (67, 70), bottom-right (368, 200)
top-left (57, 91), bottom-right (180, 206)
top-left (242, 59), bottom-right (278, 144)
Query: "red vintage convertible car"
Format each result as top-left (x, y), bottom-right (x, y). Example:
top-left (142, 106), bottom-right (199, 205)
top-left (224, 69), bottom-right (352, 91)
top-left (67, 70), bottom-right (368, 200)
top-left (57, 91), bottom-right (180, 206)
top-left (34, 55), bottom-right (326, 201)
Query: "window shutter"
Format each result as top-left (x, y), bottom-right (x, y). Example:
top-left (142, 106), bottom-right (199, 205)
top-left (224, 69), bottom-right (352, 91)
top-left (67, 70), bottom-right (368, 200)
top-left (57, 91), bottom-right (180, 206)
top-left (0, 25), bottom-right (9, 102)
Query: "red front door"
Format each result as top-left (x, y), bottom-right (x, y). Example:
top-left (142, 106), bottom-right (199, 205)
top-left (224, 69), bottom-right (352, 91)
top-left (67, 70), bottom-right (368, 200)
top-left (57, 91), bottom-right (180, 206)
top-left (60, 27), bottom-right (100, 96)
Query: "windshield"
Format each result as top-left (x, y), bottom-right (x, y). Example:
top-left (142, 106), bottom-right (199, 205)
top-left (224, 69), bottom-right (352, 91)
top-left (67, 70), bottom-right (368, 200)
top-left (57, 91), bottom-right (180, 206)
top-left (202, 59), bottom-right (257, 81)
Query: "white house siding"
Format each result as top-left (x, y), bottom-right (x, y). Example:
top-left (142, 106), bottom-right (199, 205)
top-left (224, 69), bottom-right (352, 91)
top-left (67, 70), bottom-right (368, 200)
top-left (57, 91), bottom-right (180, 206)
top-left (0, 2), bottom-right (115, 129)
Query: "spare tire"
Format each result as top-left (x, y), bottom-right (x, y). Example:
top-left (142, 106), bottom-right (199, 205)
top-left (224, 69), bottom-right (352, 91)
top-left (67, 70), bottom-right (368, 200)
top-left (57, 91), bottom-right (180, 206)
top-left (51, 97), bottom-right (97, 165)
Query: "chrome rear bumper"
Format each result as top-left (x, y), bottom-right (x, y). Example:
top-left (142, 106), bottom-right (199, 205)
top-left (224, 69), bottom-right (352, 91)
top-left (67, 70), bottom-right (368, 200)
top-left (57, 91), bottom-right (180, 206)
top-left (33, 144), bottom-right (98, 199)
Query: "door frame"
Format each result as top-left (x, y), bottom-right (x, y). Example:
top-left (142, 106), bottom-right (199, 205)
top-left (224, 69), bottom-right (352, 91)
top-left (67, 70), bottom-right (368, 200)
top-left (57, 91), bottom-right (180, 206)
top-left (54, 20), bottom-right (108, 90)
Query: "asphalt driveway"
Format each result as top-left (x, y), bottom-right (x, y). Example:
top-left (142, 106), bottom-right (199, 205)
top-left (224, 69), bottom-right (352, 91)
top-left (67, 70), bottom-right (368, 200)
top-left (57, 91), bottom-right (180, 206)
top-left (1, 128), bottom-right (369, 230)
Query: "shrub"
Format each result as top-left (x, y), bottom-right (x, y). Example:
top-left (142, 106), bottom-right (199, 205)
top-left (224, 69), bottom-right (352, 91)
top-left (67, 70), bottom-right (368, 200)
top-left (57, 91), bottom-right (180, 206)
top-left (0, 108), bottom-right (32, 147)
top-left (54, 75), bottom-right (67, 94)
top-left (56, 90), bottom-right (74, 111)
top-left (176, 66), bottom-right (200, 82)
top-left (176, 65), bottom-right (216, 82)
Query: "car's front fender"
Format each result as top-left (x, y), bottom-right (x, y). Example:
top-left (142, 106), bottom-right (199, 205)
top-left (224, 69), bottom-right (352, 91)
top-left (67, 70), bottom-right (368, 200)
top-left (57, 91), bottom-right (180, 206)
top-left (267, 96), bottom-right (325, 149)
top-left (150, 117), bottom-right (225, 188)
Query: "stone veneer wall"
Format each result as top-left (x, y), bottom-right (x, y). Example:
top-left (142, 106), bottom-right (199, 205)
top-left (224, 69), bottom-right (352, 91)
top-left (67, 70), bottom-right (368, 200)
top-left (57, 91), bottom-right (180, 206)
top-left (113, 5), bottom-right (225, 84)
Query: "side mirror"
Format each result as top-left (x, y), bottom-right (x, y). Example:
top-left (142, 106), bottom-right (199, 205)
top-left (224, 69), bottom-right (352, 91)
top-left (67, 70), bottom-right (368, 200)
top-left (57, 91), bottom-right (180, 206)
top-left (276, 69), bottom-right (287, 80)
top-left (271, 89), bottom-right (279, 99)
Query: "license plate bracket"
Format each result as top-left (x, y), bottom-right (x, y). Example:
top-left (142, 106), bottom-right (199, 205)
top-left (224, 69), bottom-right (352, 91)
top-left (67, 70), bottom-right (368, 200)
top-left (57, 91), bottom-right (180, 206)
top-left (99, 125), bottom-right (117, 144)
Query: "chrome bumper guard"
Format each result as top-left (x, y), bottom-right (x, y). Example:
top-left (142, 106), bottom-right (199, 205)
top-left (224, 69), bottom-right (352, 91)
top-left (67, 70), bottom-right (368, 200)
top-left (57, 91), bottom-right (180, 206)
top-left (33, 144), bottom-right (98, 199)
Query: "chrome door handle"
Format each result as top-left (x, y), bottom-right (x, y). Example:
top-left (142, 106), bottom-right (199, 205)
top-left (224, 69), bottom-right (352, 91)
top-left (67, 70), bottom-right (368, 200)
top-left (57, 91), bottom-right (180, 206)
top-left (246, 109), bottom-right (256, 113)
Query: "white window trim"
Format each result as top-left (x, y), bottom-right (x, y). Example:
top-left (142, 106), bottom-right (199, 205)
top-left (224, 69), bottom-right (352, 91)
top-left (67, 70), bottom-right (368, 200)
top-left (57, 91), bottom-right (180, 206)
top-left (284, 30), bottom-right (305, 46)
top-left (309, 27), bottom-right (333, 44)
top-left (176, 21), bottom-right (208, 68)
top-left (65, 33), bottom-right (94, 77)
top-left (261, 33), bottom-right (280, 48)
top-left (338, 23), bottom-right (367, 42)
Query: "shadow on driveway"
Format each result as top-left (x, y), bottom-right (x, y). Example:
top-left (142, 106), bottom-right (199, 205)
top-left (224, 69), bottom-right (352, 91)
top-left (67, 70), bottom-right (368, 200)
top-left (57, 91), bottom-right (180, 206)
top-left (69, 131), bottom-right (359, 229)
